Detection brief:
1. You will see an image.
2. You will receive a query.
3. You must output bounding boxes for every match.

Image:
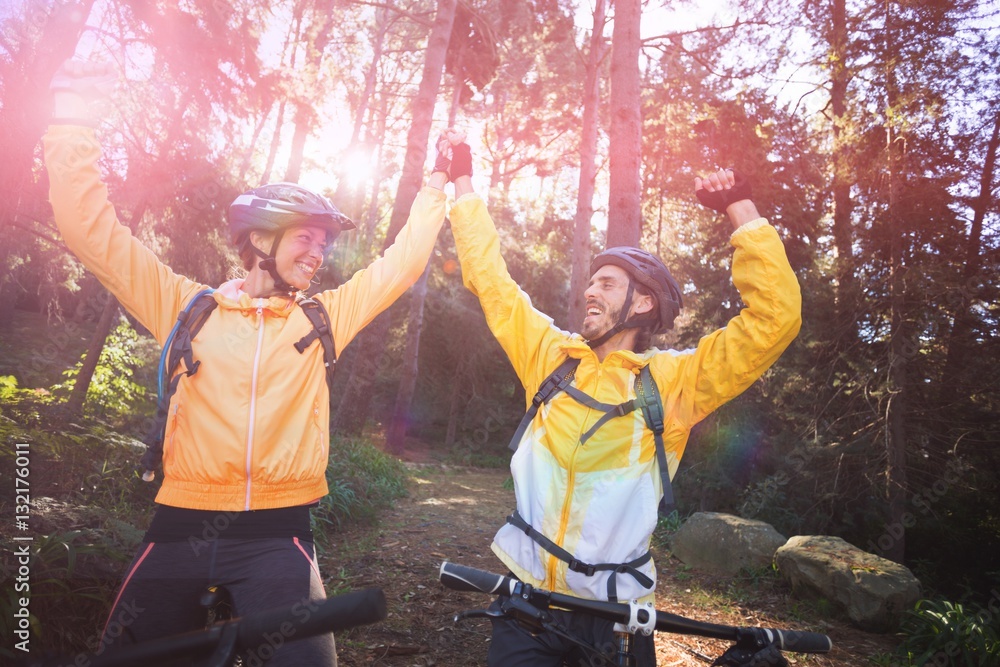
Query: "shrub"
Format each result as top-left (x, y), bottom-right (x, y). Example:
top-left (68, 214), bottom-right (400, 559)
top-left (50, 320), bottom-right (155, 427)
top-left (311, 436), bottom-right (409, 550)
top-left (894, 598), bottom-right (1000, 666)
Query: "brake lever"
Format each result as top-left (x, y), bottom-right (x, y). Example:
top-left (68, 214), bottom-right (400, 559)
top-left (455, 608), bottom-right (506, 622)
top-left (453, 596), bottom-right (553, 636)
top-left (501, 595), bottom-right (551, 635)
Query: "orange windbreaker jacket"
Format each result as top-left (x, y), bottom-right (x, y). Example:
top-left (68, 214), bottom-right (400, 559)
top-left (44, 125), bottom-right (447, 511)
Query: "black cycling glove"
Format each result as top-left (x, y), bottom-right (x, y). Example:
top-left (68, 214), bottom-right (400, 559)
top-left (449, 143), bottom-right (473, 181)
top-left (696, 168), bottom-right (752, 213)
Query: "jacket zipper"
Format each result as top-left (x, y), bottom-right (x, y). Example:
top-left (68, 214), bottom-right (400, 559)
top-left (546, 363), bottom-right (601, 588)
top-left (245, 303), bottom-right (266, 510)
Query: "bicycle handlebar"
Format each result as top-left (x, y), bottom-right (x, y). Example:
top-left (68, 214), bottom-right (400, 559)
top-left (236, 587), bottom-right (386, 647)
top-left (440, 559), bottom-right (518, 595)
top-left (22, 588), bottom-right (387, 667)
top-left (439, 561), bottom-right (832, 655)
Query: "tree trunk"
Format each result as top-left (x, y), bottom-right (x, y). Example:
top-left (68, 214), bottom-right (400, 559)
top-left (284, 7), bottom-right (334, 183)
top-left (386, 49), bottom-right (467, 455)
top-left (284, 102), bottom-right (314, 184)
top-left (386, 269), bottom-right (430, 454)
top-left (885, 146), bottom-right (908, 564)
top-left (444, 356), bottom-right (467, 448)
top-left (238, 101), bottom-right (277, 184)
top-left (260, 100), bottom-right (287, 185)
top-left (65, 292), bottom-right (118, 416)
top-left (829, 0), bottom-right (857, 342)
top-left (332, 4), bottom-right (389, 221)
top-left (363, 98), bottom-right (390, 234)
top-left (565, 0), bottom-right (607, 332)
top-left (606, 0), bottom-right (642, 248)
top-left (938, 110), bottom-right (999, 404)
top-left (883, 10), bottom-right (908, 563)
top-left (333, 0), bottom-right (458, 435)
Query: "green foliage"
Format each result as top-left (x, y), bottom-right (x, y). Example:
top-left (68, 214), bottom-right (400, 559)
top-left (738, 474), bottom-right (804, 536)
top-left (0, 373), bottom-right (17, 398)
top-left (0, 374), bottom-right (58, 426)
top-left (651, 510), bottom-right (683, 550)
top-left (311, 436), bottom-right (410, 551)
top-left (0, 530), bottom-right (122, 658)
top-left (893, 598), bottom-right (1000, 666)
top-left (51, 319), bottom-right (154, 423)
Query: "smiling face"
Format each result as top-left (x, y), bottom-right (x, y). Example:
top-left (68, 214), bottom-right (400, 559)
top-left (581, 264), bottom-right (656, 345)
top-left (273, 225), bottom-right (330, 290)
top-left (581, 264), bottom-right (632, 340)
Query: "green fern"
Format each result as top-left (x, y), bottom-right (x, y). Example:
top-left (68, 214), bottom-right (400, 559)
top-left (896, 598), bottom-right (1000, 666)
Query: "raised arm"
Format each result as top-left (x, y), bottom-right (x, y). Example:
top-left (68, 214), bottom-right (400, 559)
top-left (443, 135), bottom-right (570, 393)
top-left (656, 168), bottom-right (802, 425)
top-left (315, 143), bottom-right (449, 354)
top-left (45, 59), bottom-right (205, 344)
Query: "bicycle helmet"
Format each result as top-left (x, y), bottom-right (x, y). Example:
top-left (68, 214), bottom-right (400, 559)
top-left (587, 247), bottom-right (683, 347)
top-left (229, 182), bottom-right (355, 243)
top-left (228, 182), bottom-right (355, 293)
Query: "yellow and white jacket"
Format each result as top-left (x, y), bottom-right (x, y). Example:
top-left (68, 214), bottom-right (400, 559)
top-left (448, 193), bottom-right (801, 602)
top-left (44, 125), bottom-right (447, 511)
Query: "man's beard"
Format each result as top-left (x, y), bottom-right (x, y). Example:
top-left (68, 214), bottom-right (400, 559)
top-left (582, 304), bottom-right (622, 340)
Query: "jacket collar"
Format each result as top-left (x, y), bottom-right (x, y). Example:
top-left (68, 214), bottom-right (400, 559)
top-left (214, 278), bottom-right (298, 317)
top-left (559, 336), bottom-right (653, 371)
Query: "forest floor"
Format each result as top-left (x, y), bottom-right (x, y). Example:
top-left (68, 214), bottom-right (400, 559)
top-left (323, 440), bottom-right (901, 667)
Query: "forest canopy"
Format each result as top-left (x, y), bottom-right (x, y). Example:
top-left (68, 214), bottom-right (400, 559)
top-left (1, 0), bottom-right (999, 603)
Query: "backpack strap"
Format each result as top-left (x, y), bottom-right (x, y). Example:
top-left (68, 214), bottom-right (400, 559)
top-left (500, 362), bottom-right (676, 599)
top-left (574, 389), bottom-right (650, 445)
top-left (141, 289), bottom-right (218, 479)
top-left (506, 510), bottom-right (653, 602)
top-left (507, 356), bottom-right (677, 516)
top-left (293, 297), bottom-right (337, 405)
top-left (507, 357), bottom-right (580, 452)
top-left (637, 365), bottom-right (675, 517)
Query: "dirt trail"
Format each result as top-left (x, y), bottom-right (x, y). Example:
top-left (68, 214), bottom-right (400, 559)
top-left (324, 463), bottom-right (899, 666)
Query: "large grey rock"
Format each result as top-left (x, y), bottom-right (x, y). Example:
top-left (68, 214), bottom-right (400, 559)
top-left (775, 535), bottom-right (921, 632)
top-left (670, 512), bottom-right (787, 576)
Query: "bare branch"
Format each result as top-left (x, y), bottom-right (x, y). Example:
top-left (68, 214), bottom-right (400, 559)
top-left (350, 1), bottom-right (434, 28)
top-left (640, 19), bottom-right (772, 46)
top-left (11, 221), bottom-right (67, 251)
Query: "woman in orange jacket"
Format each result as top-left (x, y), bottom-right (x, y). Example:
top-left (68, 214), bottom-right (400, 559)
top-left (45, 59), bottom-right (450, 666)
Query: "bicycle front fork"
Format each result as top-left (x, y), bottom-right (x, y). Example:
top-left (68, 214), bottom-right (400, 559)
top-left (612, 630), bottom-right (636, 667)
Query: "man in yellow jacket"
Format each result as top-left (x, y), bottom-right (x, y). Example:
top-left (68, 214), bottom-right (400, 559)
top-left (438, 134), bottom-right (801, 666)
top-left (45, 60), bottom-right (449, 665)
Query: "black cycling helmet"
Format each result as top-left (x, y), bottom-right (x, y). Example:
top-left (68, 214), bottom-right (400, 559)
top-left (587, 247), bottom-right (683, 347)
top-left (228, 182), bottom-right (354, 293)
top-left (228, 182), bottom-right (355, 244)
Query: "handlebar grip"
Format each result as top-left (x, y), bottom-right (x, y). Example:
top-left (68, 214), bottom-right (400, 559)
top-left (766, 628), bottom-right (833, 654)
top-left (440, 561), bottom-right (517, 596)
top-left (237, 588), bottom-right (386, 647)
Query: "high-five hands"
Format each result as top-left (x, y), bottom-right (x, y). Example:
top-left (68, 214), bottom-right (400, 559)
top-left (433, 129), bottom-right (471, 182)
top-left (50, 59), bottom-right (118, 119)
